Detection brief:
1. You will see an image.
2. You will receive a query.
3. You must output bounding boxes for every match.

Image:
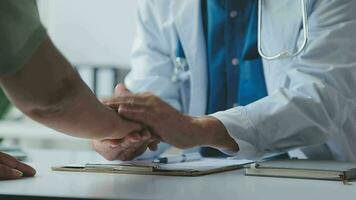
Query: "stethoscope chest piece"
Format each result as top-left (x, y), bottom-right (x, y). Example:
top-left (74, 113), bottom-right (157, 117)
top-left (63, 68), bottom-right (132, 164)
top-left (172, 57), bottom-right (190, 83)
top-left (172, 39), bottom-right (190, 83)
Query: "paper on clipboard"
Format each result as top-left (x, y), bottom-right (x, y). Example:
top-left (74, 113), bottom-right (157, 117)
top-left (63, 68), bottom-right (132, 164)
top-left (52, 158), bottom-right (253, 177)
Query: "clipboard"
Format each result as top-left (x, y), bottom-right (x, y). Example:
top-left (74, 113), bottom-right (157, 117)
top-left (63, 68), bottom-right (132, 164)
top-left (52, 158), bottom-right (253, 177)
top-left (245, 159), bottom-right (356, 183)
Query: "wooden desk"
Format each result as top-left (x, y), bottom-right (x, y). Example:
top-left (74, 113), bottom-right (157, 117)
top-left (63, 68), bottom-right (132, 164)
top-left (0, 149), bottom-right (355, 200)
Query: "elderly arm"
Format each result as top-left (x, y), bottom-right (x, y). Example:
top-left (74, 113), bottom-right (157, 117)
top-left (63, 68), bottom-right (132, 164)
top-left (0, 37), bottom-right (141, 139)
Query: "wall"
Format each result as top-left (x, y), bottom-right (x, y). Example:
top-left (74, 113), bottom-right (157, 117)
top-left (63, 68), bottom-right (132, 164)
top-left (0, 1), bottom-right (140, 150)
top-left (37, 0), bottom-right (138, 68)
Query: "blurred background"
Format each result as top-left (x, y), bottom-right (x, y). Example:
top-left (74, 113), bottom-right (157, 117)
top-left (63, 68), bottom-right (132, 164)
top-left (0, 0), bottom-right (139, 151)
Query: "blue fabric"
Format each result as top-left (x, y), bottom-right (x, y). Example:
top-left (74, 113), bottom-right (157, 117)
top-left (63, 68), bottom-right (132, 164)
top-left (176, 39), bottom-right (186, 58)
top-left (203, 0), bottom-right (268, 114)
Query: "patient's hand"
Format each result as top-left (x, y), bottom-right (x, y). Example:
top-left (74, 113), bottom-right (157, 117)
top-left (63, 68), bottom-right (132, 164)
top-left (92, 130), bottom-right (160, 161)
top-left (0, 152), bottom-right (36, 180)
top-left (93, 84), bottom-right (160, 161)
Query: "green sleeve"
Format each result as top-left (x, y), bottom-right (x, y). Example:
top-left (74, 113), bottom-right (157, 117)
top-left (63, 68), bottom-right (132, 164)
top-left (0, 0), bottom-right (47, 75)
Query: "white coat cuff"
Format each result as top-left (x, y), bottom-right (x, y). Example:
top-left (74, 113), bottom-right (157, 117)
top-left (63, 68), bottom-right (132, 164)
top-left (210, 107), bottom-right (263, 159)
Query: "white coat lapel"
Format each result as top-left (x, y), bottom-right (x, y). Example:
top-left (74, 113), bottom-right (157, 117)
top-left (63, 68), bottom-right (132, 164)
top-left (261, 0), bottom-right (314, 93)
top-left (173, 0), bottom-right (208, 116)
top-left (260, 0), bottom-right (304, 58)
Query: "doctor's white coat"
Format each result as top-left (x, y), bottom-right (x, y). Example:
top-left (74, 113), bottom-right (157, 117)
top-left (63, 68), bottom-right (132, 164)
top-left (125, 0), bottom-right (356, 161)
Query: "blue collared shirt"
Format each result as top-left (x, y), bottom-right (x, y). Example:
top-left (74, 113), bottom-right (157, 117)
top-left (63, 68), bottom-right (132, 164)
top-left (202, 0), bottom-right (268, 114)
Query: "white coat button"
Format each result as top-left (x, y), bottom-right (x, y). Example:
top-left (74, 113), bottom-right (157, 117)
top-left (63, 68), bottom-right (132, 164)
top-left (232, 58), bottom-right (240, 66)
top-left (230, 10), bottom-right (238, 18)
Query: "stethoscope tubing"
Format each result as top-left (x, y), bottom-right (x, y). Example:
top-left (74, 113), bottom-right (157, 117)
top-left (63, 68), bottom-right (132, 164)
top-left (173, 0), bottom-right (309, 82)
top-left (257, 0), bottom-right (309, 60)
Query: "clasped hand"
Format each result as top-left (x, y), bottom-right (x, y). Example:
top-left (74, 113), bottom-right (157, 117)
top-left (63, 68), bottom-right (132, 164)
top-left (93, 84), bottom-right (239, 161)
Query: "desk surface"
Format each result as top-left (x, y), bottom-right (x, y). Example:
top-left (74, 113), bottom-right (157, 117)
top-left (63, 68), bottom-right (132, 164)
top-left (0, 120), bottom-right (82, 140)
top-left (0, 149), bottom-right (355, 200)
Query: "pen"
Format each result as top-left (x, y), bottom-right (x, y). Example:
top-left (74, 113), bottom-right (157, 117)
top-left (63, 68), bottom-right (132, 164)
top-left (153, 152), bottom-right (202, 164)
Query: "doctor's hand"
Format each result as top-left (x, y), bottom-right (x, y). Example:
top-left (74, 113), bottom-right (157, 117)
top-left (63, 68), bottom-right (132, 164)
top-left (0, 152), bottom-right (36, 180)
top-left (93, 84), bottom-right (160, 161)
top-left (103, 93), bottom-right (239, 152)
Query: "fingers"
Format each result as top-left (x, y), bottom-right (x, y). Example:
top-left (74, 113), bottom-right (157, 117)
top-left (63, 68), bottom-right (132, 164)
top-left (114, 131), bottom-right (151, 161)
top-left (99, 83), bottom-right (131, 110)
top-left (93, 139), bottom-right (127, 161)
top-left (97, 139), bottom-right (121, 148)
top-left (117, 142), bottom-right (148, 161)
top-left (11, 161), bottom-right (36, 177)
top-left (127, 132), bottom-right (146, 143)
top-left (102, 97), bottom-right (147, 112)
top-left (118, 132), bottom-right (161, 159)
top-left (100, 84), bottom-right (129, 104)
top-left (114, 84), bottom-right (131, 96)
top-left (102, 95), bottom-right (150, 109)
top-left (146, 134), bottom-right (161, 151)
top-left (0, 152), bottom-right (36, 179)
top-left (118, 104), bottom-right (156, 125)
top-left (93, 130), bottom-right (152, 161)
top-left (148, 140), bottom-right (160, 151)
top-left (129, 144), bottom-right (150, 160)
top-left (0, 164), bottom-right (23, 180)
top-left (118, 136), bottom-right (161, 160)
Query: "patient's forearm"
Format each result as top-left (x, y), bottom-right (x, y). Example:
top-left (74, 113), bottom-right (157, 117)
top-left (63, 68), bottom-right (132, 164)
top-left (0, 37), bottom-right (139, 139)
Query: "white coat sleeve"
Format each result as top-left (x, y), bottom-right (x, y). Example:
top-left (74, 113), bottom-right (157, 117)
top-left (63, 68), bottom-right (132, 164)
top-left (211, 0), bottom-right (356, 159)
top-left (125, 0), bottom-right (179, 159)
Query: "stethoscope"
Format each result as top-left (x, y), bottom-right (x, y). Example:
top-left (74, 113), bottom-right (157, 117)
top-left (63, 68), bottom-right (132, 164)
top-left (258, 0), bottom-right (309, 60)
top-left (171, 39), bottom-right (190, 83)
top-left (172, 0), bottom-right (309, 82)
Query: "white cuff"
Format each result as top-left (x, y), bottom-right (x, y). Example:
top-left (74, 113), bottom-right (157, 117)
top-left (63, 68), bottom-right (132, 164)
top-left (210, 107), bottom-right (265, 159)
